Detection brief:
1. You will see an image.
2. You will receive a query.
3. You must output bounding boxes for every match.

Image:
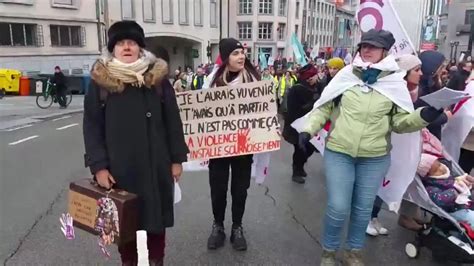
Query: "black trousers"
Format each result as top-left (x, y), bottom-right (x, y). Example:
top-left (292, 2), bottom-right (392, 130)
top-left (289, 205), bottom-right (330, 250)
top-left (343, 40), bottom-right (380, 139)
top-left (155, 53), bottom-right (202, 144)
top-left (209, 155), bottom-right (253, 226)
top-left (371, 196), bottom-right (383, 218)
top-left (56, 86), bottom-right (67, 107)
top-left (459, 148), bottom-right (474, 174)
top-left (292, 143), bottom-right (316, 170)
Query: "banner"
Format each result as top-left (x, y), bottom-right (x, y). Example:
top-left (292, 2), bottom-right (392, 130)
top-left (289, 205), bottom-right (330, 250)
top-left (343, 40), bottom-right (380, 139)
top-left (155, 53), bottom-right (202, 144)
top-left (176, 80), bottom-right (281, 161)
top-left (377, 131), bottom-right (421, 211)
top-left (420, 16), bottom-right (437, 51)
top-left (442, 82), bottom-right (474, 162)
top-left (356, 0), bottom-right (416, 56)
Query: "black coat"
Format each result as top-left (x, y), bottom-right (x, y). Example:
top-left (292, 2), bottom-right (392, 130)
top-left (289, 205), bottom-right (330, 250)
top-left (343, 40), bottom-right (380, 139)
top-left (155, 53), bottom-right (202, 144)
top-left (282, 82), bottom-right (320, 144)
top-left (447, 69), bottom-right (470, 91)
top-left (83, 58), bottom-right (189, 233)
top-left (52, 72), bottom-right (67, 90)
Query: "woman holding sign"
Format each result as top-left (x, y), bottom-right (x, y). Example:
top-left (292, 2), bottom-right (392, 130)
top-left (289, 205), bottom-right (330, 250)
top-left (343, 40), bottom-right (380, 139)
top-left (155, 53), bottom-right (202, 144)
top-left (83, 21), bottom-right (189, 265)
top-left (296, 29), bottom-right (445, 266)
top-left (206, 38), bottom-right (261, 251)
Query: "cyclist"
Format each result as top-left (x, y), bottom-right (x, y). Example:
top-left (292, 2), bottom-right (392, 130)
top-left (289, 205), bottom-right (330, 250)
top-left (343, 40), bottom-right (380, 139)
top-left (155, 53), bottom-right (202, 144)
top-left (52, 66), bottom-right (68, 108)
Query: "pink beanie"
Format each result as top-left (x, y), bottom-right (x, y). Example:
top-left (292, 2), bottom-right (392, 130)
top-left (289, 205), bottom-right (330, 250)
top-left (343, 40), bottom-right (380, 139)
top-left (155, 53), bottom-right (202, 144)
top-left (417, 153), bottom-right (438, 177)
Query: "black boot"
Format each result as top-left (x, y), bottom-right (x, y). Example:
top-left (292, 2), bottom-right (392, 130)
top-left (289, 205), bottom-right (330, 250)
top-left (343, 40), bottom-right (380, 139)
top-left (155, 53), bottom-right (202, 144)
top-left (293, 166), bottom-right (307, 177)
top-left (292, 175), bottom-right (305, 184)
top-left (230, 225), bottom-right (247, 251)
top-left (292, 166), bottom-right (306, 184)
top-left (207, 222), bottom-right (226, 250)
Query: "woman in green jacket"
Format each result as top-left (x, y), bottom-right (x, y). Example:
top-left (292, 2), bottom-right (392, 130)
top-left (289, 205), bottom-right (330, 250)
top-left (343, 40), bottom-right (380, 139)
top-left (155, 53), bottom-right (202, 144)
top-left (297, 29), bottom-right (444, 266)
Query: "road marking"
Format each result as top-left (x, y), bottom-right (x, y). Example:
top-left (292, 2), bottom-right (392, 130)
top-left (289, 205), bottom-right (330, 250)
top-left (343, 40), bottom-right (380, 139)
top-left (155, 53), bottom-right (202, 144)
top-left (56, 123), bottom-right (79, 130)
top-left (5, 124), bottom-right (33, 132)
top-left (8, 135), bottom-right (39, 145)
top-left (52, 115), bottom-right (72, 122)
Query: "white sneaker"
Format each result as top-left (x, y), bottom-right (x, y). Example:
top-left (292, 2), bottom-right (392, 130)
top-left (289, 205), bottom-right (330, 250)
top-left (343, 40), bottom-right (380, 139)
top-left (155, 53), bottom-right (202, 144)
top-left (366, 220), bottom-right (379, 236)
top-left (371, 218), bottom-right (388, 235)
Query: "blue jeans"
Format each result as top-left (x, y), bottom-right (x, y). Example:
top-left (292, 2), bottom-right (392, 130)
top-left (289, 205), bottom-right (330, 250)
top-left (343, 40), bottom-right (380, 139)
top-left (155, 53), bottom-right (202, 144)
top-left (322, 149), bottom-right (391, 250)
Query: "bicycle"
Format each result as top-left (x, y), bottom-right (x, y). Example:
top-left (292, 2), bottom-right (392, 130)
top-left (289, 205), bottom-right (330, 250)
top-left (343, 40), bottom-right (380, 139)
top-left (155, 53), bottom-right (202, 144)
top-left (36, 78), bottom-right (72, 109)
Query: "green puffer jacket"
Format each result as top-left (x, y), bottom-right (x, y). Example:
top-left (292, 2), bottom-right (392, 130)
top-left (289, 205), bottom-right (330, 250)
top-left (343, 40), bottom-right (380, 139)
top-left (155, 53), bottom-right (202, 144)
top-left (303, 70), bottom-right (429, 158)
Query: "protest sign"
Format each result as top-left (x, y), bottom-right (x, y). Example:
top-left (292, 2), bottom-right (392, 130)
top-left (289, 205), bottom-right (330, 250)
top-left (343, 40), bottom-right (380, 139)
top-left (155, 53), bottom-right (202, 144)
top-left (356, 0), bottom-right (416, 56)
top-left (176, 80), bottom-right (281, 161)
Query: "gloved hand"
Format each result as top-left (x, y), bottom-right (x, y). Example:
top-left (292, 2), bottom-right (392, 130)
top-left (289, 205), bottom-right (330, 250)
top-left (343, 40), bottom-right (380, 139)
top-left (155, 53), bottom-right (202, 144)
top-left (298, 132), bottom-right (312, 153)
top-left (420, 106), bottom-right (444, 123)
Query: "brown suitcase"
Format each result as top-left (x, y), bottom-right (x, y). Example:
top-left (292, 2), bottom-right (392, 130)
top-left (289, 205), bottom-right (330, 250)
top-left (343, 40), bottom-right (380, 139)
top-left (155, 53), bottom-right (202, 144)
top-left (68, 178), bottom-right (139, 245)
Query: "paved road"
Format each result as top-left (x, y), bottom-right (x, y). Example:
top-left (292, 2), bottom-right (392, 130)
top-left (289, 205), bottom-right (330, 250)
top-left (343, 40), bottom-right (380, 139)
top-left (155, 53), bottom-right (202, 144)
top-left (0, 96), bottom-right (83, 130)
top-left (0, 109), bottom-right (459, 265)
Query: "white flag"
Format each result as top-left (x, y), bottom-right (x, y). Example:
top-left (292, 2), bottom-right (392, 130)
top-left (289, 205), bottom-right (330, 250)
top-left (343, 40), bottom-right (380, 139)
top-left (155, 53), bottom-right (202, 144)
top-left (310, 43), bottom-right (319, 60)
top-left (356, 0), bottom-right (416, 56)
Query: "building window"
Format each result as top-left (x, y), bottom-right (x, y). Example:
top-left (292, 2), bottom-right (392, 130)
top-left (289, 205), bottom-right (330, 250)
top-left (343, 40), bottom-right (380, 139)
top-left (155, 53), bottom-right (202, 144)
top-left (179, 0), bottom-right (189, 25)
top-left (210, 0), bottom-right (218, 27)
top-left (0, 0), bottom-right (33, 4)
top-left (239, 0), bottom-right (252, 15)
top-left (295, 24), bottom-right (299, 36)
top-left (162, 0), bottom-right (173, 24)
top-left (278, 23), bottom-right (286, 40)
top-left (295, 1), bottom-right (300, 19)
top-left (50, 25), bottom-right (85, 47)
top-left (465, 10), bottom-right (474, 25)
top-left (258, 22), bottom-right (273, 40)
top-left (51, 0), bottom-right (79, 8)
top-left (238, 22), bottom-right (252, 40)
top-left (245, 47), bottom-right (252, 61)
top-left (143, 0), bottom-right (156, 22)
top-left (278, 0), bottom-right (286, 16)
top-left (259, 0), bottom-right (273, 15)
top-left (278, 48), bottom-right (284, 57)
top-left (121, 0), bottom-right (134, 19)
top-left (194, 0), bottom-right (202, 26)
top-left (0, 22), bottom-right (43, 46)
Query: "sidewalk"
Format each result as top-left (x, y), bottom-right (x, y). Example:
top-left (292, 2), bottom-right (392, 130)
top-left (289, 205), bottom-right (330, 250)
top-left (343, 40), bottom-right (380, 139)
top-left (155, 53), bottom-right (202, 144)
top-left (0, 95), bottom-right (84, 130)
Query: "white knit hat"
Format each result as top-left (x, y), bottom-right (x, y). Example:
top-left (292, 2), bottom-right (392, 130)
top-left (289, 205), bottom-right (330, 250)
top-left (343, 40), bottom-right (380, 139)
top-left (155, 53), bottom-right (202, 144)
top-left (417, 153), bottom-right (438, 177)
top-left (396, 54), bottom-right (422, 72)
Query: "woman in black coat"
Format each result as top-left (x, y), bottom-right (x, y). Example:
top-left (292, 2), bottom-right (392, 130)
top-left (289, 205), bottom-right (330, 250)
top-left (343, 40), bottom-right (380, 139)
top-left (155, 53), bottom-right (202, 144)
top-left (83, 21), bottom-right (188, 265)
top-left (415, 50), bottom-right (449, 140)
top-left (282, 64), bottom-right (320, 184)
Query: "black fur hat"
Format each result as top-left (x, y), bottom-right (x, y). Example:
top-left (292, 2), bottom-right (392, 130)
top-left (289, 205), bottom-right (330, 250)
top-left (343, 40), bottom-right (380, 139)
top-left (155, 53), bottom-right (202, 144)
top-left (107, 20), bottom-right (146, 53)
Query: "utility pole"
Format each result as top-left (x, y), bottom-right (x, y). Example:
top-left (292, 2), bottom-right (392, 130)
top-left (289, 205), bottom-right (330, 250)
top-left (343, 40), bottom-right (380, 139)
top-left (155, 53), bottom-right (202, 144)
top-left (96, 0), bottom-right (102, 52)
top-left (219, 0), bottom-right (222, 40)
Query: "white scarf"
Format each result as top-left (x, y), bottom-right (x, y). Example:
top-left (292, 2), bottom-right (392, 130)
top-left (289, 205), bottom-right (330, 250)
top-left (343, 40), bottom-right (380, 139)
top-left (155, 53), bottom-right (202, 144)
top-left (100, 50), bottom-right (155, 87)
top-left (294, 54), bottom-right (413, 117)
top-left (291, 54), bottom-right (421, 212)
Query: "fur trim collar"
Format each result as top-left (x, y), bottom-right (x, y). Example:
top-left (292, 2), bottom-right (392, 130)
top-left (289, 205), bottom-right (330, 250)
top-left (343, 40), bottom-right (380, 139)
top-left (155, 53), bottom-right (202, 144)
top-left (91, 54), bottom-right (168, 93)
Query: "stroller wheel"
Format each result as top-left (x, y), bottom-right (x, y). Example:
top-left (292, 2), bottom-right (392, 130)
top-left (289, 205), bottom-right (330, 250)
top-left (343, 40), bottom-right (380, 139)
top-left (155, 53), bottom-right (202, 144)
top-left (405, 243), bottom-right (419, 258)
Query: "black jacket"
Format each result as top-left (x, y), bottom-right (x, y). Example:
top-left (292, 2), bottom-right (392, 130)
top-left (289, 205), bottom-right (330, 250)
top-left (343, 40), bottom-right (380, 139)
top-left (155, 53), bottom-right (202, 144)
top-left (52, 72), bottom-right (67, 90)
top-left (83, 58), bottom-right (189, 233)
top-left (282, 81), bottom-right (320, 144)
top-left (447, 69), bottom-right (470, 91)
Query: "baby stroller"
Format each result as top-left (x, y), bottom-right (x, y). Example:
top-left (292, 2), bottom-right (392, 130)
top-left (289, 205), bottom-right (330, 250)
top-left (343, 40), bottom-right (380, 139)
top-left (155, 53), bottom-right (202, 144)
top-left (402, 153), bottom-right (474, 264)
